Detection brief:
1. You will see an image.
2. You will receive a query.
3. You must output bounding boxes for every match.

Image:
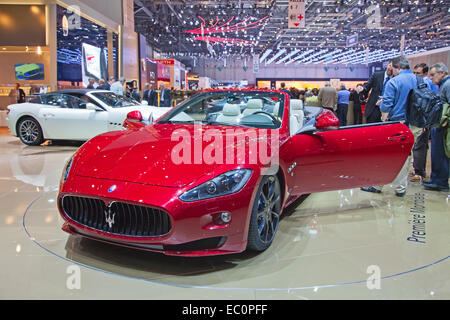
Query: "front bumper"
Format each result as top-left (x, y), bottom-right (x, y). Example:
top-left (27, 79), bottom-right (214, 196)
top-left (58, 175), bottom-right (259, 256)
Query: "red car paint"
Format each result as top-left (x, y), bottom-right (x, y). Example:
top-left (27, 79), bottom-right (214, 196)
top-left (58, 89), bottom-right (414, 256)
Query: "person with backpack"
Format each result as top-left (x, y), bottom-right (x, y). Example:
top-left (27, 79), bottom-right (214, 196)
top-left (422, 63), bottom-right (450, 192)
top-left (361, 56), bottom-right (423, 197)
top-left (409, 63), bottom-right (442, 182)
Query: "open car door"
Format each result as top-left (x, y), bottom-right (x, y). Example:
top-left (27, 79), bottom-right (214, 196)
top-left (285, 119), bottom-right (414, 195)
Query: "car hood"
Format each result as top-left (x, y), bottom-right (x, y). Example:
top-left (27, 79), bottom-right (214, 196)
top-left (74, 124), bottom-right (273, 187)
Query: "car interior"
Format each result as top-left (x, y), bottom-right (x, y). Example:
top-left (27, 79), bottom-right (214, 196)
top-left (165, 94), bottom-right (325, 134)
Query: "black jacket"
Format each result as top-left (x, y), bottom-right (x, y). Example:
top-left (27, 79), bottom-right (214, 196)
top-left (97, 83), bottom-right (111, 90)
top-left (17, 88), bottom-right (26, 103)
top-left (159, 88), bottom-right (172, 108)
top-left (143, 89), bottom-right (157, 106)
top-left (362, 71), bottom-right (387, 119)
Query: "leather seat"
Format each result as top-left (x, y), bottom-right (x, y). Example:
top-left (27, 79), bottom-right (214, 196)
top-left (241, 99), bottom-right (263, 117)
top-left (216, 103), bottom-right (241, 124)
top-left (272, 102), bottom-right (280, 117)
top-left (290, 99), bottom-right (304, 136)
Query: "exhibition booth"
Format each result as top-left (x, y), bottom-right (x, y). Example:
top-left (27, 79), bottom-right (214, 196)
top-left (0, 0), bottom-right (449, 301)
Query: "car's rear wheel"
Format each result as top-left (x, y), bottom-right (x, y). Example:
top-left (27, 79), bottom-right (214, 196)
top-left (17, 117), bottom-right (44, 146)
top-left (247, 174), bottom-right (282, 252)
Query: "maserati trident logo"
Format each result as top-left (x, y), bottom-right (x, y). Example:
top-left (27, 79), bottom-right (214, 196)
top-left (108, 185), bottom-right (117, 193)
top-left (104, 208), bottom-right (115, 229)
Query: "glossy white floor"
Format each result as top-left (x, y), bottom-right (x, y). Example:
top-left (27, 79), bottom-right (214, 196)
top-left (0, 129), bottom-right (449, 300)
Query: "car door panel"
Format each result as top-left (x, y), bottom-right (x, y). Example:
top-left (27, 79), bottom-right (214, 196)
top-left (40, 94), bottom-right (108, 140)
top-left (284, 122), bottom-right (414, 195)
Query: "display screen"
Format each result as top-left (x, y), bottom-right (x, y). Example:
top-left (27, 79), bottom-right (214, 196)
top-left (15, 63), bottom-right (45, 80)
top-left (0, 5), bottom-right (46, 46)
top-left (81, 43), bottom-right (108, 86)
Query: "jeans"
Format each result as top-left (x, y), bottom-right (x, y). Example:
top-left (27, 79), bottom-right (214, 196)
top-left (337, 104), bottom-right (348, 126)
top-left (429, 127), bottom-right (449, 188)
top-left (376, 126), bottom-right (423, 193)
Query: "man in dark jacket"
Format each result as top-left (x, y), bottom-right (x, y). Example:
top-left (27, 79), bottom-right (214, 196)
top-left (97, 79), bottom-right (110, 90)
top-left (280, 82), bottom-right (293, 98)
top-left (143, 83), bottom-right (157, 106)
top-left (350, 84), bottom-right (364, 125)
top-left (423, 62), bottom-right (450, 192)
top-left (361, 62), bottom-right (393, 123)
top-left (159, 83), bottom-right (172, 108)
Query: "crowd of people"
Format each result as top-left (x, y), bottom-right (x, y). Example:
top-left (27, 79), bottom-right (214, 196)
top-left (278, 57), bottom-right (449, 196)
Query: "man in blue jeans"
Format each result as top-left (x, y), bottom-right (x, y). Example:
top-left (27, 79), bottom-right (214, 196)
top-left (423, 63), bottom-right (450, 192)
top-left (337, 84), bottom-right (350, 126)
top-left (361, 56), bottom-right (421, 197)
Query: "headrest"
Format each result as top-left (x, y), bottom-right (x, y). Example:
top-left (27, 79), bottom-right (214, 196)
top-left (291, 99), bottom-right (303, 111)
top-left (246, 99), bottom-right (263, 109)
top-left (273, 102), bottom-right (280, 115)
top-left (222, 103), bottom-right (241, 116)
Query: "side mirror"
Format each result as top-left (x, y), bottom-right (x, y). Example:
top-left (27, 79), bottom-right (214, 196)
top-left (141, 100), bottom-right (148, 105)
top-left (86, 103), bottom-right (102, 111)
top-left (315, 109), bottom-right (340, 130)
top-left (127, 110), bottom-right (143, 123)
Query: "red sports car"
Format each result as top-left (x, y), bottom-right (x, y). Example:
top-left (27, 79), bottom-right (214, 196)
top-left (58, 89), bottom-right (414, 257)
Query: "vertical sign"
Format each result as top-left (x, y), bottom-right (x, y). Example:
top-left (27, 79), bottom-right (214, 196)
top-left (400, 35), bottom-right (405, 55)
top-left (288, 0), bottom-right (306, 29)
top-left (346, 34), bottom-right (358, 47)
top-left (365, 47), bottom-right (370, 65)
top-left (253, 54), bottom-right (259, 73)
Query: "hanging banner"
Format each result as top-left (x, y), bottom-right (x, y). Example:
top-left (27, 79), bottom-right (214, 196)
top-left (288, 0), bottom-right (306, 29)
top-left (365, 47), bottom-right (370, 65)
top-left (253, 54), bottom-right (259, 73)
top-left (400, 35), bottom-right (405, 55)
top-left (346, 34), bottom-right (358, 47)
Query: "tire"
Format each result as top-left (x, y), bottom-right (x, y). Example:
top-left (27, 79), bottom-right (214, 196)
top-left (17, 117), bottom-right (44, 146)
top-left (247, 174), bottom-right (282, 252)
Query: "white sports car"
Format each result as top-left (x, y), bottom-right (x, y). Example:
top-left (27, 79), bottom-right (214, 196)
top-left (6, 89), bottom-right (170, 145)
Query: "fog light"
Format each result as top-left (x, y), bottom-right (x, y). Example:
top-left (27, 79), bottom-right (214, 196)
top-left (219, 212), bottom-right (231, 224)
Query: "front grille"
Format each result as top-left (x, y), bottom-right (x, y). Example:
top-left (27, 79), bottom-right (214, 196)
top-left (62, 196), bottom-right (171, 237)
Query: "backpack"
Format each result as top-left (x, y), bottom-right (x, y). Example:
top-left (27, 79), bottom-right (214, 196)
top-left (406, 76), bottom-right (443, 128)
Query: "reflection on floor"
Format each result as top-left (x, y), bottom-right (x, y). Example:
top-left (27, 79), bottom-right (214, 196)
top-left (0, 131), bottom-right (449, 299)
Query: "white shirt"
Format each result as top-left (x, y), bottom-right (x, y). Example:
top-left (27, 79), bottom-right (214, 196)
top-left (110, 81), bottom-right (124, 96)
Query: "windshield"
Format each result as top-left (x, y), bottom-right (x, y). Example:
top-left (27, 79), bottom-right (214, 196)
top-left (157, 90), bottom-right (285, 129)
top-left (91, 92), bottom-right (140, 108)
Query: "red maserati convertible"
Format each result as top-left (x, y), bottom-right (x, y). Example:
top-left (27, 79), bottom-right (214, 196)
top-left (58, 89), bottom-right (414, 256)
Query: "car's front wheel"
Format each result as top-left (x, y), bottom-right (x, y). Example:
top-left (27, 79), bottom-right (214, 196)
top-left (17, 117), bottom-right (44, 146)
top-left (247, 174), bottom-right (282, 252)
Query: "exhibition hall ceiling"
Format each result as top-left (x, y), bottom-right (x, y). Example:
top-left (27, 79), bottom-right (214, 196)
top-left (134, 0), bottom-right (450, 65)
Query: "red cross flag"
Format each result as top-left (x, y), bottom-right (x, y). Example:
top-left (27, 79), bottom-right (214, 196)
top-left (288, 0), bottom-right (306, 29)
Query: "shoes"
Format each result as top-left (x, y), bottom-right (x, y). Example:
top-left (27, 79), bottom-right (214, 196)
top-left (409, 175), bottom-right (423, 182)
top-left (360, 186), bottom-right (382, 193)
top-left (395, 191), bottom-right (406, 197)
top-left (423, 183), bottom-right (449, 192)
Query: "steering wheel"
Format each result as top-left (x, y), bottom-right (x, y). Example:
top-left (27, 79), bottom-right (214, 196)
top-left (248, 111), bottom-right (279, 124)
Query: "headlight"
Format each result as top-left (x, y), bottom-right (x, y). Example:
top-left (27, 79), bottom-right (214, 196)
top-left (61, 156), bottom-right (74, 184)
top-left (179, 169), bottom-right (252, 202)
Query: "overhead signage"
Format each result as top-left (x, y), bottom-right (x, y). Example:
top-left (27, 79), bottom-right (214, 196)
top-left (253, 54), bottom-right (259, 73)
top-left (154, 59), bottom-right (175, 66)
top-left (400, 35), bottom-right (405, 55)
top-left (346, 34), bottom-right (358, 47)
top-left (288, 0), bottom-right (306, 29)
